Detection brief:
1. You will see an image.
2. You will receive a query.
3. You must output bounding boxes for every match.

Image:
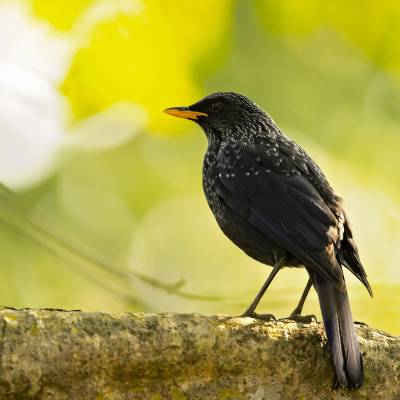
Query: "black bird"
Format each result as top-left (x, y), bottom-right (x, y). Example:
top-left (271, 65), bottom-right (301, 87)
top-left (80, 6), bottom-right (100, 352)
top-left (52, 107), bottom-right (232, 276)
top-left (164, 92), bottom-right (372, 388)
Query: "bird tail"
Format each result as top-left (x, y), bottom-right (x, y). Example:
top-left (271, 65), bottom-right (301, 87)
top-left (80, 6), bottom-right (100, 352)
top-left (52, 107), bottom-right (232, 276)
top-left (313, 273), bottom-right (363, 388)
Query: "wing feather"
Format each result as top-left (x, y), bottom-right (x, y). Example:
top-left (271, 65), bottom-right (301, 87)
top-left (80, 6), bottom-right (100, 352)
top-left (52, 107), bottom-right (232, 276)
top-left (216, 142), bottom-right (343, 285)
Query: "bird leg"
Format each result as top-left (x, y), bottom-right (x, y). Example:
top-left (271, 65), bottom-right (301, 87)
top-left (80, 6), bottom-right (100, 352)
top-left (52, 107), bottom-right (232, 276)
top-left (240, 257), bottom-right (286, 321)
top-left (287, 279), bottom-right (317, 323)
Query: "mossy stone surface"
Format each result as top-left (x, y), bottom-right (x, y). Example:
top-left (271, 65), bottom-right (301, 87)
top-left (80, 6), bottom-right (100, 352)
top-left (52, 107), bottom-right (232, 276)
top-left (0, 308), bottom-right (398, 399)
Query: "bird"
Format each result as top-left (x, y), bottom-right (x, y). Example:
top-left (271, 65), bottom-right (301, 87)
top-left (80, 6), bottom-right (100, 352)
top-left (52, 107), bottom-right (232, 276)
top-left (164, 92), bottom-right (372, 388)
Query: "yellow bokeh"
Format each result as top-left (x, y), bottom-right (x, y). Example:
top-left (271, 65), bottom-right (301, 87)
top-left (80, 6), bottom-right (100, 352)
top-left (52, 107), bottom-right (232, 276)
top-left (29, 0), bottom-right (233, 133)
top-left (31, 0), bottom-right (95, 30)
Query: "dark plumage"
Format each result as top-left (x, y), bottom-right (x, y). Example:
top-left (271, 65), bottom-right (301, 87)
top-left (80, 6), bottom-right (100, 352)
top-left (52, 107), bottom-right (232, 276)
top-left (164, 92), bottom-right (371, 388)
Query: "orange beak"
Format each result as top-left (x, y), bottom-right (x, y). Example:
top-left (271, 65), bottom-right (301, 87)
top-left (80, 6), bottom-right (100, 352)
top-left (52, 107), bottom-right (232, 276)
top-left (163, 106), bottom-right (208, 121)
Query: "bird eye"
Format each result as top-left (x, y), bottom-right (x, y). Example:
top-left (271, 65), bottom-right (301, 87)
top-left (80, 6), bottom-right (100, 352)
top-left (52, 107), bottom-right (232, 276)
top-left (211, 102), bottom-right (223, 113)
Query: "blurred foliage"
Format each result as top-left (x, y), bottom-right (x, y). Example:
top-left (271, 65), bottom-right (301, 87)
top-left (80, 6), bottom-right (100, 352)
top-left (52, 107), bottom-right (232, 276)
top-left (31, 0), bottom-right (95, 30)
top-left (0, 0), bottom-right (399, 334)
top-left (32, 0), bottom-right (233, 132)
top-left (255, 0), bottom-right (400, 75)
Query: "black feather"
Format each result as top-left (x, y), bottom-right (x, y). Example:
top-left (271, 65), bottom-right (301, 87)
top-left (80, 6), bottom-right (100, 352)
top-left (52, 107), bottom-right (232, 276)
top-left (313, 272), bottom-right (363, 388)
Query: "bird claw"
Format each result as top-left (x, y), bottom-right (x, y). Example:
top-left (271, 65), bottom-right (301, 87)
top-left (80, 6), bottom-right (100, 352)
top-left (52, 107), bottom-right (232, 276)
top-left (286, 313), bottom-right (317, 323)
top-left (239, 312), bottom-right (277, 322)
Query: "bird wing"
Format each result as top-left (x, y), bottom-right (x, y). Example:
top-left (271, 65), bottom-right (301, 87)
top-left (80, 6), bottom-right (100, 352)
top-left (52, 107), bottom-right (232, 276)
top-left (215, 141), bottom-right (344, 285)
top-left (339, 212), bottom-right (372, 296)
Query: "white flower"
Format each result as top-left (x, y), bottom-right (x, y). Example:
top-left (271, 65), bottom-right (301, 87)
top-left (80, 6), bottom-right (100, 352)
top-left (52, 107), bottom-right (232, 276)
top-left (0, 3), bottom-right (71, 188)
top-left (0, 2), bottom-right (146, 189)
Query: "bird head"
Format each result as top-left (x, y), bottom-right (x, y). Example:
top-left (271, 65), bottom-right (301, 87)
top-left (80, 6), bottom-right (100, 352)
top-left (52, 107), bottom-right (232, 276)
top-left (164, 92), bottom-right (273, 141)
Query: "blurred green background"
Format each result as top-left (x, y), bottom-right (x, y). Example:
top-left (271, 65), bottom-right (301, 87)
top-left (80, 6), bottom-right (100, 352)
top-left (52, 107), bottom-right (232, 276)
top-left (0, 0), bottom-right (399, 334)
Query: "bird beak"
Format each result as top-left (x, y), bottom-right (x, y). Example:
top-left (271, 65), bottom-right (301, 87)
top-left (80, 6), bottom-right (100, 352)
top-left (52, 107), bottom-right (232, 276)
top-left (163, 106), bottom-right (208, 121)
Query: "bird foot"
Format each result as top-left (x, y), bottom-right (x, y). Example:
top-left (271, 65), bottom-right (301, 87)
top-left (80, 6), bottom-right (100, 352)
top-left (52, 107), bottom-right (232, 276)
top-left (286, 313), bottom-right (317, 323)
top-left (239, 311), bottom-right (276, 322)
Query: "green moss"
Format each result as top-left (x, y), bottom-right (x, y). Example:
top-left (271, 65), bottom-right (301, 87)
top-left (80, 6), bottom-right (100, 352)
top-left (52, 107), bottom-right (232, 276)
top-left (218, 389), bottom-right (245, 399)
top-left (170, 387), bottom-right (187, 400)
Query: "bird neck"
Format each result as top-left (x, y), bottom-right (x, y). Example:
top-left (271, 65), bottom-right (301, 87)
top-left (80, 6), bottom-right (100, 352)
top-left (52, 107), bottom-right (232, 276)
top-left (204, 127), bottom-right (224, 148)
top-left (204, 115), bottom-right (282, 147)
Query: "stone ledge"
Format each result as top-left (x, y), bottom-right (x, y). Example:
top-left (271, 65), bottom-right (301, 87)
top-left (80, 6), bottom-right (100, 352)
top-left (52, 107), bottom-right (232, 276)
top-left (0, 308), bottom-right (398, 399)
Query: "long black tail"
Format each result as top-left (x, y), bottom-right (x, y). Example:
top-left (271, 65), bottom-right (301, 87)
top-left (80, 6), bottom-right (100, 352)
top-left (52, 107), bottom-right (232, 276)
top-left (313, 273), bottom-right (363, 388)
